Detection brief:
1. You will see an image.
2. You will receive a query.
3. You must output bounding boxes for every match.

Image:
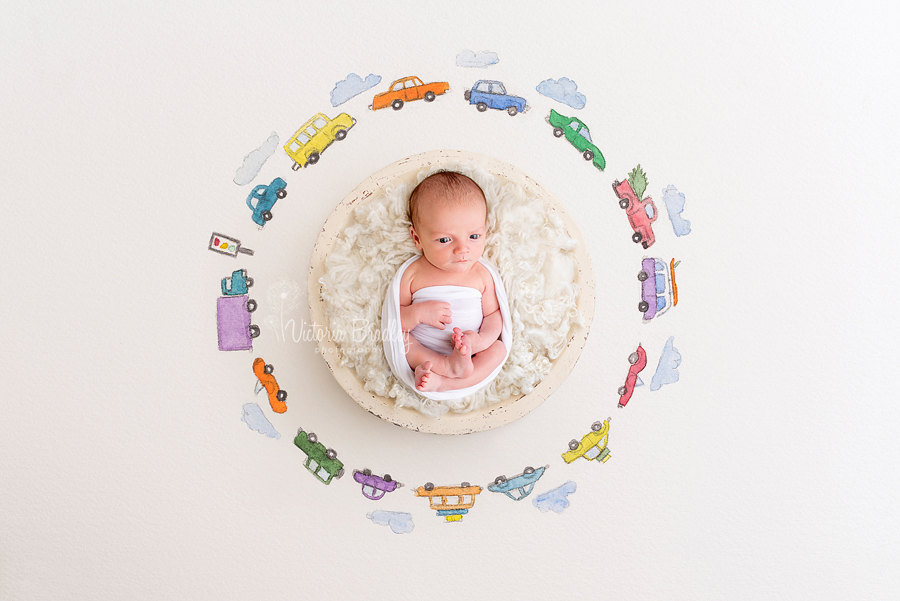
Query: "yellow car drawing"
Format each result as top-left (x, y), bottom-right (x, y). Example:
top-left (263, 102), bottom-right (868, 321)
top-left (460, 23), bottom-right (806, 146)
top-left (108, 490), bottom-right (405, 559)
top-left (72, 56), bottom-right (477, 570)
top-left (562, 419), bottom-right (612, 464)
top-left (284, 112), bottom-right (356, 170)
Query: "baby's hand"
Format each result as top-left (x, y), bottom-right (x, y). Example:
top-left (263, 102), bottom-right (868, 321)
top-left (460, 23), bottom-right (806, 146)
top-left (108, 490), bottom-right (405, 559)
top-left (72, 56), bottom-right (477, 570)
top-left (416, 301), bottom-right (452, 329)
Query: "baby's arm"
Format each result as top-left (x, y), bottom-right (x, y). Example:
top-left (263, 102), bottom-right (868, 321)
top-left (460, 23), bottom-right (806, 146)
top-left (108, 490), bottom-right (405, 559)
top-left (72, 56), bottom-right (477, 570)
top-left (399, 267), bottom-right (452, 332)
top-left (455, 266), bottom-right (502, 355)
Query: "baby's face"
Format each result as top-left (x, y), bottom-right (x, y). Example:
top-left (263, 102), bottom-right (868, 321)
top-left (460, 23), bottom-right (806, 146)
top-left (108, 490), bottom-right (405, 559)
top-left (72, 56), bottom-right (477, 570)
top-left (410, 189), bottom-right (487, 274)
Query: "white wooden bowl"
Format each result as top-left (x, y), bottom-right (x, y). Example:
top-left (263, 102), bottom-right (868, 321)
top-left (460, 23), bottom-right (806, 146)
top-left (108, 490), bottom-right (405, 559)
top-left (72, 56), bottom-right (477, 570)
top-left (308, 150), bottom-right (595, 434)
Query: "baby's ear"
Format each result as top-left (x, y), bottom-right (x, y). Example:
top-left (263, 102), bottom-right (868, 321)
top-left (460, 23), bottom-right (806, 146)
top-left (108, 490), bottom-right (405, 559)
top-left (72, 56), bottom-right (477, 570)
top-left (410, 226), bottom-right (422, 249)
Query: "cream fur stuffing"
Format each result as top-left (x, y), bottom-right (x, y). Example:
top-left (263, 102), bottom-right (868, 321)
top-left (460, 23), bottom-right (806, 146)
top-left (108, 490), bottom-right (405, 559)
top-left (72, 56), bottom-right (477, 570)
top-left (319, 160), bottom-right (583, 416)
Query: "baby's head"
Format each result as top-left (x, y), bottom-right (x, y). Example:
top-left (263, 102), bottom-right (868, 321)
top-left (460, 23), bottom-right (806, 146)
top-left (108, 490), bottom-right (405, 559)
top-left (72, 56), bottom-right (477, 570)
top-left (408, 171), bottom-right (487, 273)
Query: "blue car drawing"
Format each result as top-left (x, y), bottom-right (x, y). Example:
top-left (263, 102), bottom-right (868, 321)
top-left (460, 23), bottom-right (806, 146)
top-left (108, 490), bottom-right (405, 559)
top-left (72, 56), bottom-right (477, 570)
top-left (246, 177), bottom-right (287, 226)
top-left (464, 80), bottom-right (528, 116)
top-left (487, 465), bottom-right (548, 501)
top-left (221, 269), bottom-right (253, 296)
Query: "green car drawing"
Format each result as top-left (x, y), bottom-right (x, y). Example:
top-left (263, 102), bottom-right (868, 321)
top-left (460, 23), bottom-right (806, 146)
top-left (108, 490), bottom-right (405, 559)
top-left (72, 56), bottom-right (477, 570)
top-left (293, 428), bottom-right (345, 485)
top-left (546, 109), bottom-right (606, 171)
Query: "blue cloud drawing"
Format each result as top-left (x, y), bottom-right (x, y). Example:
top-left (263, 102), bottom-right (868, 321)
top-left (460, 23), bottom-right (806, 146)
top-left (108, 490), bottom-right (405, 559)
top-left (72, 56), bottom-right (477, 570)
top-left (533, 481), bottom-right (577, 514)
top-left (535, 78), bottom-right (586, 109)
top-left (330, 73), bottom-right (381, 107)
top-left (241, 403), bottom-right (280, 439)
top-left (233, 132), bottom-right (279, 186)
top-left (651, 336), bottom-right (682, 391)
top-left (456, 49), bottom-right (499, 68)
top-left (662, 185), bottom-right (692, 237)
top-left (367, 511), bottom-right (414, 534)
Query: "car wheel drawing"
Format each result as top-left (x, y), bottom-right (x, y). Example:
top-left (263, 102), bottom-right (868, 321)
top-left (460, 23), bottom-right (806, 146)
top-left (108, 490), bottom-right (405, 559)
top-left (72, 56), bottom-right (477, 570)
top-left (632, 232), bottom-right (642, 244)
top-left (246, 299), bottom-right (257, 312)
top-left (553, 128), bottom-right (564, 137)
top-left (507, 106), bottom-right (518, 116)
top-left (620, 198), bottom-right (630, 209)
top-left (639, 300), bottom-right (650, 312)
top-left (334, 129), bottom-right (347, 141)
top-left (477, 102), bottom-right (487, 112)
top-left (307, 152), bottom-right (320, 165)
top-left (583, 150), bottom-right (594, 161)
top-left (391, 99), bottom-right (404, 110)
top-left (424, 91), bottom-right (435, 101)
top-left (262, 211), bottom-right (272, 221)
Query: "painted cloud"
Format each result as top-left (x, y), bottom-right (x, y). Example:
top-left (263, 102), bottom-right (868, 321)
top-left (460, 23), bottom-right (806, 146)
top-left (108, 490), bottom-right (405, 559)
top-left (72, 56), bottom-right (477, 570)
top-left (533, 481), bottom-right (577, 514)
top-left (651, 336), bottom-right (682, 391)
top-left (367, 511), bottom-right (414, 534)
top-left (330, 73), bottom-right (382, 107)
top-left (233, 132), bottom-right (279, 186)
top-left (241, 403), bottom-right (280, 439)
top-left (456, 49), bottom-right (499, 68)
top-left (535, 78), bottom-right (586, 109)
top-left (662, 185), bottom-right (692, 237)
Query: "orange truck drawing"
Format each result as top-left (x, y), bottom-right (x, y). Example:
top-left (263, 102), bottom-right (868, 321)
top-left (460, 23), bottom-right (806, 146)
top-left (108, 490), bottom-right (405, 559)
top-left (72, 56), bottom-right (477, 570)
top-left (369, 76), bottom-right (449, 111)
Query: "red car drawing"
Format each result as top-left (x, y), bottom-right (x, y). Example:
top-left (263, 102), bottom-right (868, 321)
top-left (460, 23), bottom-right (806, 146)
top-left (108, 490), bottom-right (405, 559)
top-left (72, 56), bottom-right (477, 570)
top-left (612, 179), bottom-right (658, 249)
top-left (618, 344), bottom-right (647, 408)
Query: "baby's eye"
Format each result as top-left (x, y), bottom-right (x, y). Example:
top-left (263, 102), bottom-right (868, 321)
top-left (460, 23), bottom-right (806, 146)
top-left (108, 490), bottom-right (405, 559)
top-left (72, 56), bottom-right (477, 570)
top-left (438, 237), bottom-right (451, 244)
top-left (469, 234), bottom-right (480, 240)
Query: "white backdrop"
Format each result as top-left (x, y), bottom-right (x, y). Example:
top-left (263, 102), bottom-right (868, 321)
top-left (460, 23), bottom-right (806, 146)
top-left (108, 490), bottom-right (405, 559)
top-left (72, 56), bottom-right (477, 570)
top-left (2, 1), bottom-right (897, 599)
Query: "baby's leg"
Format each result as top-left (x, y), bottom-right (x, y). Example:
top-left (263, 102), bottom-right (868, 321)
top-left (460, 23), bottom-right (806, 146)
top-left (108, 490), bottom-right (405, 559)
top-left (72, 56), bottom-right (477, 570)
top-left (405, 332), bottom-right (473, 379)
top-left (415, 340), bottom-right (507, 393)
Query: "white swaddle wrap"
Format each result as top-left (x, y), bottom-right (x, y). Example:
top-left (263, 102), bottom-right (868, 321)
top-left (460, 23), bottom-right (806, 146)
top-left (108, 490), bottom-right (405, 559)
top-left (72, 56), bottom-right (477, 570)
top-left (410, 286), bottom-right (484, 355)
top-left (382, 255), bottom-right (512, 401)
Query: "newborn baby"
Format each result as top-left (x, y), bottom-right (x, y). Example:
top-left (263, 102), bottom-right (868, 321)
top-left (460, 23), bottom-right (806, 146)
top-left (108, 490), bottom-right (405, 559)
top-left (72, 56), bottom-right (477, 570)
top-left (399, 171), bottom-right (507, 392)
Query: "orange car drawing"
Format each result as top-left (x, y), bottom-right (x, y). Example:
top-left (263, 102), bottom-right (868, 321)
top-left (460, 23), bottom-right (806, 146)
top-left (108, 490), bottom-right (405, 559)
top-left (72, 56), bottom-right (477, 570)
top-left (369, 76), bottom-right (449, 111)
top-left (414, 482), bottom-right (482, 522)
top-left (252, 358), bottom-right (287, 413)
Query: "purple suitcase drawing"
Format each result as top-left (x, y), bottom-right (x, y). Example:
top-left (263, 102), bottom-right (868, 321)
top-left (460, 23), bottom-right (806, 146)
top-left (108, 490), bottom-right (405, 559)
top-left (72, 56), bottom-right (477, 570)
top-left (217, 295), bottom-right (260, 351)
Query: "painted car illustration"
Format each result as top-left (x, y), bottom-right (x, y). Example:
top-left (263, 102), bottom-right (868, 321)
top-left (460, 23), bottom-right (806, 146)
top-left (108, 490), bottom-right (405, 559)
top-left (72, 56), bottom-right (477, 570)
top-left (639, 258), bottom-right (679, 320)
top-left (252, 358), bottom-right (287, 414)
top-left (414, 482), bottom-right (482, 522)
top-left (353, 469), bottom-right (402, 500)
top-left (546, 109), bottom-right (606, 171)
top-left (369, 76), bottom-right (449, 111)
top-left (487, 465), bottom-right (548, 501)
top-left (618, 345), bottom-right (647, 408)
top-left (562, 419), bottom-right (612, 464)
top-left (612, 178), bottom-right (658, 249)
top-left (221, 269), bottom-right (253, 296)
top-left (293, 428), bottom-right (345, 485)
top-left (284, 112), bottom-right (356, 171)
top-left (464, 80), bottom-right (527, 116)
top-left (246, 177), bottom-right (286, 226)
top-left (216, 295), bottom-right (259, 351)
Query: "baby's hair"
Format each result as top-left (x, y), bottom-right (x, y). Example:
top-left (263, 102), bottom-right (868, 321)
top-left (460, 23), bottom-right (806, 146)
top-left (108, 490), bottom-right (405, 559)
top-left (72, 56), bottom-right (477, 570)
top-left (408, 170), bottom-right (486, 227)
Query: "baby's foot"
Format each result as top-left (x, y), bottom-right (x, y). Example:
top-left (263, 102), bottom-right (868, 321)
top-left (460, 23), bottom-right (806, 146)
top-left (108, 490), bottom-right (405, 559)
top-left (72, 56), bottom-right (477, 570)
top-left (415, 362), bottom-right (439, 392)
top-left (448, 328), bottom-right (474, 378)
